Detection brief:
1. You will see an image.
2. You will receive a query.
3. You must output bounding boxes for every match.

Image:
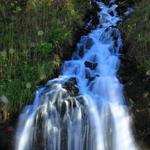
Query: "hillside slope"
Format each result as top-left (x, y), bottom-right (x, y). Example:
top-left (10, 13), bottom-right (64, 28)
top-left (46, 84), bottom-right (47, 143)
top-left (119, 0), bottom-right (150, 149)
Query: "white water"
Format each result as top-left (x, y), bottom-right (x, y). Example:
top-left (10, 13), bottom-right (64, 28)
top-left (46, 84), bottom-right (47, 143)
top-left (15, 0), bottom-right (137, 150)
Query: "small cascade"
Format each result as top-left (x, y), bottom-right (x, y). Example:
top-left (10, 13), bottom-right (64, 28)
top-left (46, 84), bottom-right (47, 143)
top-left (15, 0), bottom-right (137, 150)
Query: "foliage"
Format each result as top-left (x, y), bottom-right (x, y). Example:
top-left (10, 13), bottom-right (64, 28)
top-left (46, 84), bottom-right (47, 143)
top-left (121, 1), bottom-right (150, 73)
top-left (0, 0), bottom-right (90, 110)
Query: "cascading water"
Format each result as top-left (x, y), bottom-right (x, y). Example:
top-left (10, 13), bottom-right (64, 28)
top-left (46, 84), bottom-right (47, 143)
top-left (15, 0), bottom-right (137, 150)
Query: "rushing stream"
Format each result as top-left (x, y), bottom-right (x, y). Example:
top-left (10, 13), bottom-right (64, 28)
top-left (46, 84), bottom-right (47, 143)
top-left (15, 0), bottom-right (137, 150)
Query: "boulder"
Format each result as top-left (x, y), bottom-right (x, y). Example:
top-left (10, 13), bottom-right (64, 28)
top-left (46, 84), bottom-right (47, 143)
top-left (85, 38), bottom-right (94, 50)
top-left (63, 77), bottom-right (79, 97)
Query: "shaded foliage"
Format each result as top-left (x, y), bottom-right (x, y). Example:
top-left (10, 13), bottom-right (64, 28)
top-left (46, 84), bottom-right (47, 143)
top-left (0, 0), bottom-right (90, 111)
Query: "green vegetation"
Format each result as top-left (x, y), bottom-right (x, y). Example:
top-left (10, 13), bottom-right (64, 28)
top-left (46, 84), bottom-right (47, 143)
top-left (119, 1), bottom-right (150, 146)
top-left (0, 0), bottom-right (90, 113)
top-left (121, 0), bottom-right (150, 73)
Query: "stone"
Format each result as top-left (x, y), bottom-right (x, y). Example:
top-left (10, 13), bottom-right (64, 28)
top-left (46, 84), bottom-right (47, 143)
top-left (63, 77), bottom-right (79, 97)
top-left (79, 45), bottom-right (84, 57)
top-left (85, 38), bottom-right (94, 50)
top-left (61, 102), bottom-right (67, 118)
top-left (84, 61), bottom-right (97, 70)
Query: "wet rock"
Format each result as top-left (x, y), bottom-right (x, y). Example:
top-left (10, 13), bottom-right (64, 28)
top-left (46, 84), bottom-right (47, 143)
top-left (85, 69), bottom-right (95, 83)
top-left (61, 102), bottom-right (67, 118)
top-left (91, 0), bottom-right (102, 11)
top-left (89, 76), bottom-right (95, 82)
top-left (84, 61), bottom-right (97, 70)
top-left (116, 4), bottom-right (127, 16)
top-left (115, 0), bottom-right (138, 16)
top-left (78, 45), bottom-right (84, 57)
top-left (109, 11), bottom-right (114, 16)
top-left (63, 78), bottom-right (79, 97)
top-left (116, 0), bottom-right (137, 6)
top-left (85, 38), bottom-right (94, 49)
top-left (114, 40), bottom-right (118, 48)
top-left (90, 16), bottom-right (100, 28)
top-left (105, 27), bottom-right (110, 32)
top-left (100, 0), bottom-right (110, 6)
top-left (86, 2), bottom-right (100, 28)
top-left (85, 69), bottom-right (91, 79)
top-left (111, 29), bottom-right (119, 41)
top-left (77, 96), bottom-right (85, 105)
top-left (60, 128), bottom-right (68, 149)
top-left (72, 98), bottom-right (77, 108)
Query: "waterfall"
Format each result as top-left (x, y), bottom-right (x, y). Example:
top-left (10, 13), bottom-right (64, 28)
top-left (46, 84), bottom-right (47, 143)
top-left (15, 0), bottom-right (137, 150)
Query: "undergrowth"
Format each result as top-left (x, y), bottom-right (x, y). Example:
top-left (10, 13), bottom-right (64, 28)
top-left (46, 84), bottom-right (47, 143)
top-left (122, 1), bottom-right (150, 73)
top-left (0, 0), bottom-right (90, 110)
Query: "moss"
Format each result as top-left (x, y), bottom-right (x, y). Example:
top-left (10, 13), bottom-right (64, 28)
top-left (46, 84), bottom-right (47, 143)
top-left (0, 0), bottom-right (91, 114)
